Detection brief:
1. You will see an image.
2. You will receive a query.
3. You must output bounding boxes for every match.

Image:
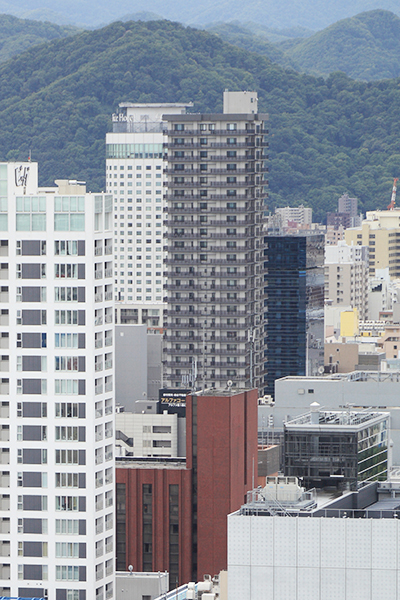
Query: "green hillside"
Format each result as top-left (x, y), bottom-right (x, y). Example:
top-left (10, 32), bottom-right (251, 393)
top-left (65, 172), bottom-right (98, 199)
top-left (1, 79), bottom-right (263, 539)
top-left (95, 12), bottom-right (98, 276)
top-left (204, 22), bottom-right (298, 69)
top-left (0, 19), bottom-right (400, 221)
top-left (284, 9), bottom-right (400, 81)
top-left (0, 13), bottom-right (78, 62)
top-left (2, 0), bottom-right (400, 30)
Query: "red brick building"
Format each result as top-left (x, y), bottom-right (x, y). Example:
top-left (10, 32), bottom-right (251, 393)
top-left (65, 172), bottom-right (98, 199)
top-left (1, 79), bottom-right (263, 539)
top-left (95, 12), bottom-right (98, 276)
top-left (116, 388), bottom-right (258, 584)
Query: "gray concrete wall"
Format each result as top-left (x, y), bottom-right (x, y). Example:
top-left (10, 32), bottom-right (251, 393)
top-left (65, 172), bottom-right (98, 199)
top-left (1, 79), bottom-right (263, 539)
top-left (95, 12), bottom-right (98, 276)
top-left (147, 331), bottom-right (162, 401)
top-left (115, 325), bottom-right (148, 412)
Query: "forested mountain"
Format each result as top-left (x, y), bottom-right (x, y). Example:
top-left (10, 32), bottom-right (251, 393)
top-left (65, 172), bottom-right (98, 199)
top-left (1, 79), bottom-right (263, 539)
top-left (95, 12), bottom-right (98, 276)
top-left (283, 10), bottom-right (400, 81)
top-left (1, 19), bottom-right (400, 221)
top-left (0, 13), bottom-right (77, 62)
top-left (2, 0), bottom-right (400, 30)
top-left (204, 22), bottom-right (298, 69)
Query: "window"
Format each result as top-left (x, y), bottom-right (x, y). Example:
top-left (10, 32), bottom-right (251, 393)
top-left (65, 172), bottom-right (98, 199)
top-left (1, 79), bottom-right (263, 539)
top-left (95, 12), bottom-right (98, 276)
top-left (55, 356), bottom-right (79, 371)
top-left (54, 196), bottom-right (85, 232)
top-left (55, 402), bottom-right (79, 418)
top-left (55, 334), bottom-right (78, 348)
top-left (56, 449), bottom-right (79, 465)
top-left (55, 496), bottom-right (79, 512)
top-left (54, 287), bottom-right (78, 302)
top-left (55, 426), bottom-right (79, 441)
top-left (16, 196), bottom-right (46, 231)
top-left (55, 310), bottom-right (79, 325)
top-left (55, 264), bottom-right (78, 279)
top-left (55, 565), bottom-right (79, 580)
top-left (55, 240), bottom-right (78, 256)
top-left (56, 519), bottom-right (79, 535)
top-left (56, 542), bottom-right (79, 558)
top-left (56, 473), bottom-right (79, 488)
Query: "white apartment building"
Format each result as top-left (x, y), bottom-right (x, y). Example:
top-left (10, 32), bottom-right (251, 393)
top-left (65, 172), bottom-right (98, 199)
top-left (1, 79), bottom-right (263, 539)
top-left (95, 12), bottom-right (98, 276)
top-left (274, 204), bottom-right (312, 228)
top-left (106, 103), bottom-right (191, 327)
top-left (0, 162), bottom-right (114, 600)
top-left (325, 240), bottom-right (369, 320)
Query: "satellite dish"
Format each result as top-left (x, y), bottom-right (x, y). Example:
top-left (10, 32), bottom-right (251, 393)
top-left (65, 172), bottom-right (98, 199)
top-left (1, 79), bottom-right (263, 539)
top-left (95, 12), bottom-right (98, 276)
top-left (227, 380), bottom-right (233, 389)
top-left (318, 366), bottom-right (325, 375)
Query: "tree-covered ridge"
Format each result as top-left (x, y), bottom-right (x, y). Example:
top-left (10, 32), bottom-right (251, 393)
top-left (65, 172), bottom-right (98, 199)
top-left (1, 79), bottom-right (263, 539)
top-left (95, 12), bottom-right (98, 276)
top-left (2, 0), bottom-right (400, 30)
top-left (0, 13), bottom-right (78, 62)
top-left (204, 22), bottom-right (298, 69)
top-left (0, 19), bottom-right (400, 221)
top-left (284, 9), bottom-right (400, 81)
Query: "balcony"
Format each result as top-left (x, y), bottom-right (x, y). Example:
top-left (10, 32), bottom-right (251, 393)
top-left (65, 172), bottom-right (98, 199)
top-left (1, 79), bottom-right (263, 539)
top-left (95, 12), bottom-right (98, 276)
top-left (94, 270), bottom-right (103, 279)
top-left (168, 128), bottom-right (256, 136)
top-left (164, 206), bottom-right (250, 214)
top-left (165, 167), bottom-right (258, 175)
top-left (168, 180), bottom-right (250, 188)
top-left (167, 154), bottom-right (250, 162)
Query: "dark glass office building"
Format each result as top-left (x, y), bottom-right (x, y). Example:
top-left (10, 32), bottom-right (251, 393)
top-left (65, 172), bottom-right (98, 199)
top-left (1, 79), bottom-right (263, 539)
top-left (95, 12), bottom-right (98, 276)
top-left (284, 407), bottom-right (389, 490)
top-left (263, 233), bottom-right (324, 397)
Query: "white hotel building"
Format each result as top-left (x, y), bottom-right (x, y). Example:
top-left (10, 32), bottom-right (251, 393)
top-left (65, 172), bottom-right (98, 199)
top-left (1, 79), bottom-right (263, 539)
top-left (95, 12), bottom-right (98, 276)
top-left (105, 102), bottom-right (190, 327)
top-left (0, 162), bottom-right (114, 600)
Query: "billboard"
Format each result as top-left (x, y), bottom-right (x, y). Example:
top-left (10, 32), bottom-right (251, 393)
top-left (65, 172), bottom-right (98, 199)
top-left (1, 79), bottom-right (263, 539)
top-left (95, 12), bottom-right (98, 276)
top-left (158, 388), bottom-right (189, 416)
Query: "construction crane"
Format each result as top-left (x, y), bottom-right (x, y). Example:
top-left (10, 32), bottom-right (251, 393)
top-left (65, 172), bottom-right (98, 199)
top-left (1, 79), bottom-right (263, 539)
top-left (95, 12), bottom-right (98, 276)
top-left (387, 177), bottom-right (399, 210)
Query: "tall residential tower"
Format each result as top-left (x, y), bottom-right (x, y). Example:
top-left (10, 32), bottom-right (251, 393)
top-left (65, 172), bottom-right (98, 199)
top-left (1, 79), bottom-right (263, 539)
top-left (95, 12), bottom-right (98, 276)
top-left (163, 91), bottom-right (268, 391)
top-left (0, 163), bottom-right (115, 600)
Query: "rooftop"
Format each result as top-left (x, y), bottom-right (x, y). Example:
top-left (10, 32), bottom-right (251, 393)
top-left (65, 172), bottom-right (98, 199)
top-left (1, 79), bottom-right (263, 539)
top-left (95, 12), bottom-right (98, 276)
top-left (285, 406), bottom-right (389, 430)
top-left (235, 478), bottom-right (400, 519)
top-left (279, 370), bottom-right (400, 383)
top-left (116, 456), bottom-right (187, 469)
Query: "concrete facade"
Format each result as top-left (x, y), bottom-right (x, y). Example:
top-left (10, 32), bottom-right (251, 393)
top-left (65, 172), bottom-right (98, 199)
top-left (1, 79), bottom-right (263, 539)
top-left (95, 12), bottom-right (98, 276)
top-left (228, 480), bottom-right (400, 600)
top-left (324, 241), bottom-right (369, 320)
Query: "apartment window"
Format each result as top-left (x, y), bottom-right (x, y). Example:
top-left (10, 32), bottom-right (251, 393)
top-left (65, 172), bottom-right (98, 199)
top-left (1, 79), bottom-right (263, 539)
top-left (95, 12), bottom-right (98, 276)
top-left (55, 496), bottom-right (79, 512)
top-left (55, 241), bottom-right (78, 256)
top-left (55, 426), bottom-right (79, 441)
top-left (55, 450), bottom-right (79, 465)
top-left (55, 356), bottom-right (79, 372)
top-left (55, 333), bottom-right (78, 348)
top-left (54, 287), bottom-right (78, 302)
top-left (55, 565), bottom-right (79, 580)
top-left (55, 310), bottom-right (79, 325)
top-left (16, 196), bottom-right (46, 231)
top-left (55, 519), bottom-right (79, 535)
top-left (55, 473), bottom-right (79, 488)
top-left (54, 379), bottom-right (78, 394)
top-left (56, 542), bottom-right (79, 558)
top-left (55, 402), bottom-right (79, 418)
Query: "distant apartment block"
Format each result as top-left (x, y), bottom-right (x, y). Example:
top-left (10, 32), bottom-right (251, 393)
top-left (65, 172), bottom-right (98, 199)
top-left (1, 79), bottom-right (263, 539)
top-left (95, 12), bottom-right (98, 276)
top-left (275, 204), bottom-right (312, 228)
top-left (324, 241), bottom-right (369, 320)
top-left (346, 209), bottom-right (400, 278)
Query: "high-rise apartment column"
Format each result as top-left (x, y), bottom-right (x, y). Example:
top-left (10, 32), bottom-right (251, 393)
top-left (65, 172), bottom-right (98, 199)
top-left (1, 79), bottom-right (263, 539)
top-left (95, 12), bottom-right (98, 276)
top-left (106, 103), bottom-right (191, 328)
top-left (0, 163), bottom-right (115, 600)
top-left (163, 92), bottom-right (268, 391)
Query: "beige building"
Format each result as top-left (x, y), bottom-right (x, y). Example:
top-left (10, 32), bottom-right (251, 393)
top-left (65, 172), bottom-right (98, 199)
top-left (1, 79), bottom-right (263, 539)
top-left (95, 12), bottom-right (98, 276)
top-left (345, 209), bottom-right (400, 278)
top-left (377, 325), bottom-right (400, 359)
top-left (324, 241), bottom-right (369, 320)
